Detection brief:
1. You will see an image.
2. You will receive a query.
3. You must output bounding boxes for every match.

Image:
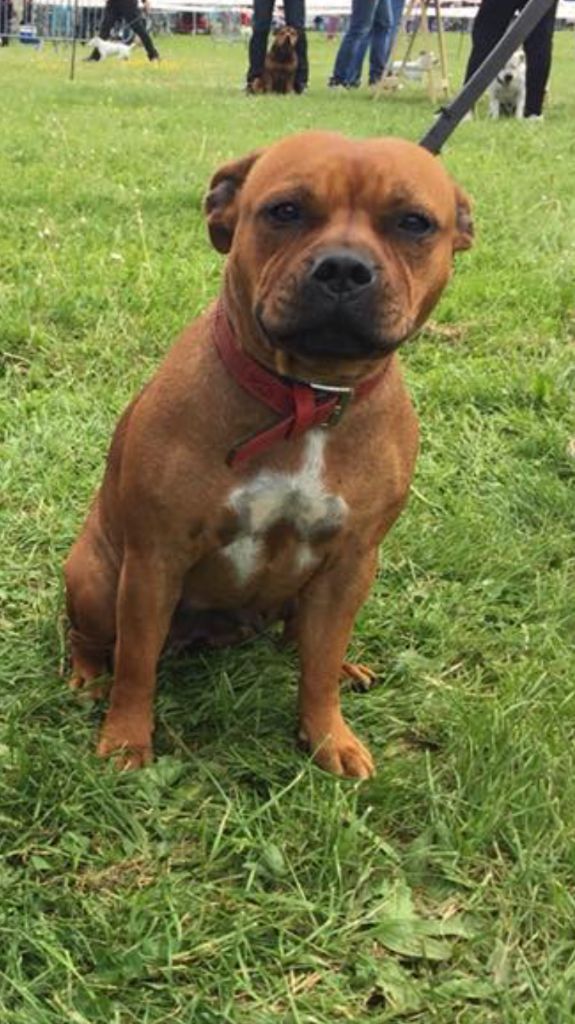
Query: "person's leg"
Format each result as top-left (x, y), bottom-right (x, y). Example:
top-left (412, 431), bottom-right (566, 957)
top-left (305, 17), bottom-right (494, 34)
top-left (115, 0), bottom-right (158, 57)
top-left (464, 0), bottom-right (516, 83)
top-left (384, 0), bottom-right (406, 64)
top-left (368, 0), bottom-right (393, 84)
top-left (130, 13), bottom-right (159, 59)
top-left (284, 0), bottom-right (308, 90)
top-left (0, 2), bottom-right (7, 45)
top-left (247, 0), bottom-right (274, 86)
top-left (522, 0), bottom-right (558, 116)
top-left (330, 0), bottom-right (376, 86)
top-left (98, 0), bottom-right (117, 40)
top-left (350, 29), bottom-right (371, 85)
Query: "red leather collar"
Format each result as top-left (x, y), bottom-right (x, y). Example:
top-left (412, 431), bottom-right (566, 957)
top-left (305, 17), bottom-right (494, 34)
top-left (212, 301), bottom-right (386, 467)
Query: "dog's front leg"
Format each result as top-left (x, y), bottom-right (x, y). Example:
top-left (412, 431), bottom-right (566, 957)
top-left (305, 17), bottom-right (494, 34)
top-left (488, 99), bottom-right (499, 119)
top-left (516, 94), bottom-right (526, 119)
top-left (97, 546), bottom-right (185, 769)
top-left (296, 548), bottom-right (378, 779)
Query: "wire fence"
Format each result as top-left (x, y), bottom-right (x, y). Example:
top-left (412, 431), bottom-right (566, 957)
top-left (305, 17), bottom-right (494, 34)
top-left (0, 3), bottom-right (239, 45)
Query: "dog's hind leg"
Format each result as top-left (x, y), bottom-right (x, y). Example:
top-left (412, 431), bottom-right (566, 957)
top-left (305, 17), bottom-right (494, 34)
top-left (64, 500), bottom-right (118, 699)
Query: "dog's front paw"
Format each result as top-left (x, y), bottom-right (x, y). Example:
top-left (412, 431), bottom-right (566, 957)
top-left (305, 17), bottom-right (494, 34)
top-left (97, 715), bottom-right (153, 771)
top-left (299, 715), bottom-right (375, 779)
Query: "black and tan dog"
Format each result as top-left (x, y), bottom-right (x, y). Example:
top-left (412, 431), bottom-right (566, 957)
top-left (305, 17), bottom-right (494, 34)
top-left (65, 132), bottom-right (473, 778)
top-left (256, 26), bottom-right (299, 94)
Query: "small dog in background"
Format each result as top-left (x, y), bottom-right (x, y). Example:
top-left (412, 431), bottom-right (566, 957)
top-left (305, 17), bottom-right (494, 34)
top-left (488, 50), bottom-right (526, 118)
top-left (258, 26), bottom-right (299, 93)
top-left (88, 36), bottom-right (134, 60)
top-left (390, 51), bottom-right (438, 82)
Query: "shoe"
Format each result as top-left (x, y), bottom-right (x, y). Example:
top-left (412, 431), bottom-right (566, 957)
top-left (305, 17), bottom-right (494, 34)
top-left (525, 114), bottom-right (543, 121)
top-left (327, 79), bottom-right (354, 91)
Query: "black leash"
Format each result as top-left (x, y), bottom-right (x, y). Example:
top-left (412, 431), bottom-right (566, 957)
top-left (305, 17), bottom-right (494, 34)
top-left (419, 0), bottom-right (558, 154)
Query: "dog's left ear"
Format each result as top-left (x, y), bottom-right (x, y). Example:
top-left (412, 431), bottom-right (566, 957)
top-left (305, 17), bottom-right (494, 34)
top-left (204, 149), bottom-right (263, 254)
top-left (453, 184), bottom-right (474, 252)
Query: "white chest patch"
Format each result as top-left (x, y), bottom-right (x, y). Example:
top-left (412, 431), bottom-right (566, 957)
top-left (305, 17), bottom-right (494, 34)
top-left (222, 430), bottom-right (348, 584)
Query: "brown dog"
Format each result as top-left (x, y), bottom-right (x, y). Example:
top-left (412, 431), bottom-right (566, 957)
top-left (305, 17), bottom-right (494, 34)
top-left (65, 132), bottom-right (473, 778)
top-left (258, 26), bottom-right (299, 94)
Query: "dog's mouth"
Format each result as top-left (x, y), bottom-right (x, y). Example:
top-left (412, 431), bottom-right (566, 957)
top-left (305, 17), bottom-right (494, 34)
top-left (273, 39), bottom-right (296, 57)
top-left (256, 307), bottom-right (408, 361)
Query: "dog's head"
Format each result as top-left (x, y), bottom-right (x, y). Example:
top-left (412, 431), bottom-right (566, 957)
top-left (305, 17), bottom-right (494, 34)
top-left (270, 26), bottom-right (298, 58)
top-left (497, 50), bottom-right (525, 87)
top-left (205, 132), bottom-right (473, 382)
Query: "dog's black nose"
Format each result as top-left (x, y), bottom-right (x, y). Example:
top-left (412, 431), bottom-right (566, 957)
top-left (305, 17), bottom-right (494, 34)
top-left (504, 73), bottom-right (513, 83)
top-left (310, 248), bottom-right (375, 298)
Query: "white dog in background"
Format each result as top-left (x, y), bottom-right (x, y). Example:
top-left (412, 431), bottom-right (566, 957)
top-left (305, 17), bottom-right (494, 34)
top-left (390, 51), bottom-right (438, 82)
top-left (88, 36), bottom-right (134, 60)
top-left (488, 51), bottom-right (526, 119)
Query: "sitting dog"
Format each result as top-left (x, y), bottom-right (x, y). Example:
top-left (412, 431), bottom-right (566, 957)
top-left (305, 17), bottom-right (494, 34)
top-left (65, 132), bottom-right (473, 778)
top-left (258, 26), bottom-right (299, 93)
top-left (88, 36), bottom-right (133, 60)
top-left (488, 50), bottom-right (526, 119)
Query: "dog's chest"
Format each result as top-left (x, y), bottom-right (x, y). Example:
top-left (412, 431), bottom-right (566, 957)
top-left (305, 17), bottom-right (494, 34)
top-left (221, 431), bottom-right (348, 584)
top-left (494, 77), bottom-right (523, 111)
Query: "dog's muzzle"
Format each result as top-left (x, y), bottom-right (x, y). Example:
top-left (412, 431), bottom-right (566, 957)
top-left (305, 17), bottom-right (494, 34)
top-left (258, 247), bottom-right (398, 361)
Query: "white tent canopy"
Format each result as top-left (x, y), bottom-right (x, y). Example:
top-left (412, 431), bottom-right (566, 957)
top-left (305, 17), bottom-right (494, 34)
top-left (31, 0), bottom-right (575, 18)
top-left (148, 0), bottom-right (575, 18)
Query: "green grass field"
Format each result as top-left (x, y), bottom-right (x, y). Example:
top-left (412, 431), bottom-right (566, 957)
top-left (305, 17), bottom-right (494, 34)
top-left (1, 29), bottom-right (575, 1023)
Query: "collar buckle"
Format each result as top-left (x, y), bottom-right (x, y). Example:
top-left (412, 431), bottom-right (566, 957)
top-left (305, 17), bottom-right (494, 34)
top-left (307, 382), bottom-right (354, 428)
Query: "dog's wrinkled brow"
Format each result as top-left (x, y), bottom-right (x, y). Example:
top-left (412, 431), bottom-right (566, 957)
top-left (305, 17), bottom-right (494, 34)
top-left (382, 187), bottom-right (437, 210)
top-left (255, 185), bottom-right (315, 211)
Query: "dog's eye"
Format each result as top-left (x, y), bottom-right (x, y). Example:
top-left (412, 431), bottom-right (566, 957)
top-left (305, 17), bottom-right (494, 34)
top-left (265, 202), bottom-right (302, 225)
top-left (396, 212), bottom-right (436, 237)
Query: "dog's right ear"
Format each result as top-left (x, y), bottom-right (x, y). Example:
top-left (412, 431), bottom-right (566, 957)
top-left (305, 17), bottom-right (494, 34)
top-left (204, 150), bottom-right (263, 254)
top-left (453, 184), bottom-right (474, 253)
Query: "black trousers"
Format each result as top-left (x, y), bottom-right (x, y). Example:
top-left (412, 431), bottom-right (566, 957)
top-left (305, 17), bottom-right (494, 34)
top-left (464, 0), bottom-right (558, 116)
top-left (247, 0), bottom-right (308, 90)
top-left (97, 0), bottom-right (158, 59)
top-left (0, 0), bottom-right (12, 45)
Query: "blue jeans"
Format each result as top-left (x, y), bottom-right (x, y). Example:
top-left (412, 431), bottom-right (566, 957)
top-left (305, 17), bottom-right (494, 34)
top-left (331, 0), bottom-right (393, 86)
top-left (382, 0), bottom-right (406, 72)
top-left (359, 0), bottom-right (406, 83)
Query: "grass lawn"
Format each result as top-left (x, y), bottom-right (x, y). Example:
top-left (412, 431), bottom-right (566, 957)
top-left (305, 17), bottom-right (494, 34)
top-left (1, 28), bottom-right (575, 1023)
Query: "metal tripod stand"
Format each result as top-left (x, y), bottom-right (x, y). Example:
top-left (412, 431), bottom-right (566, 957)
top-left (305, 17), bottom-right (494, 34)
top-left (394, 0), bottom-right (450, 102)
